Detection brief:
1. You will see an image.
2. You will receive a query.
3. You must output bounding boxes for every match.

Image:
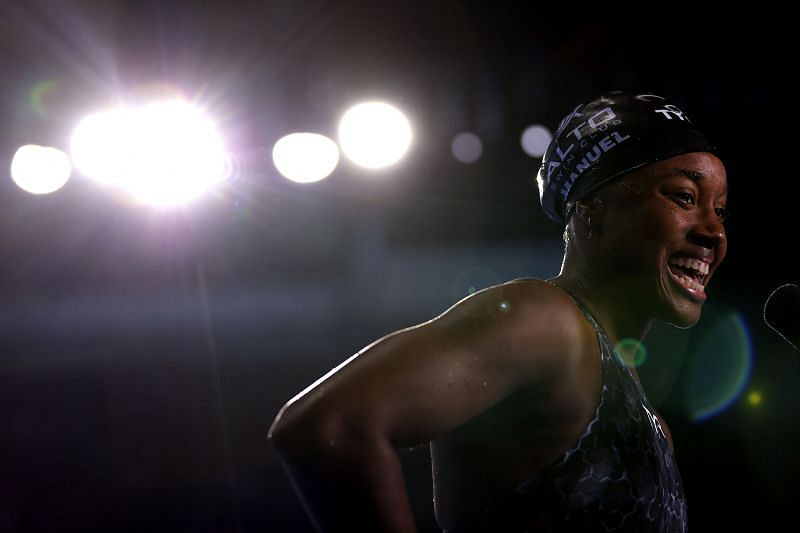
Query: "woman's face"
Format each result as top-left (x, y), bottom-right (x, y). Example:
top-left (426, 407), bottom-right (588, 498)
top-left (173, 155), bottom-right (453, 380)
top-left (594, 152), bottom-right (728, 327)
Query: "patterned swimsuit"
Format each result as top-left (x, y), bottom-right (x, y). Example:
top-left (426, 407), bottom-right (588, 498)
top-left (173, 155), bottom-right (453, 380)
top-left (447, 292), bottom-right (687, 532)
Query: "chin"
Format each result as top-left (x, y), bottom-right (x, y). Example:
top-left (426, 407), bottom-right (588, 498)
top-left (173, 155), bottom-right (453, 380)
top-left (665, 317), bottom-right (699, 330)
top-left (663, 303), bottom-right (702, 329)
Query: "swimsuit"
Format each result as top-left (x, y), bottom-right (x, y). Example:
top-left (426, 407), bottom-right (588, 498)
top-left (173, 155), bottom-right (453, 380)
top-left (447, 291), bottom-right (687, 532)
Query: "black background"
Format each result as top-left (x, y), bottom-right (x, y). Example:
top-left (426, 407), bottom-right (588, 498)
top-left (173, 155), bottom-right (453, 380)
top-left (1, 1), bottom-right (797, 531)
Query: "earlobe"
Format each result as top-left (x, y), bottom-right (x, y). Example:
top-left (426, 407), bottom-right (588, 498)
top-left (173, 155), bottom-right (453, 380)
top-left (575, 196), bottom-right (606, 225)
top-left (575, 196), bottom-right (605, 240)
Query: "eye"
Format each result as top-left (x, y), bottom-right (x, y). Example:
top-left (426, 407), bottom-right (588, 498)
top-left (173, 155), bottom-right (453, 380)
top-left (714, 207), bottom-right (728, 222)
top-left (673, 192), bottom-right (695, 205)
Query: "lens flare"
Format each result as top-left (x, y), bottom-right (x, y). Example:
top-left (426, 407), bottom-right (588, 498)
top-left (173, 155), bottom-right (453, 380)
top-left (747, 390), bottom-right (762, 406)
top-left (29, 79), bottom-right (58, 117)
top-left (684, 312), bottom-right (753, 421)
top-left (615, 338), bottom-right (648, 368)
top-left (452, 266), bottom-right (499, 302)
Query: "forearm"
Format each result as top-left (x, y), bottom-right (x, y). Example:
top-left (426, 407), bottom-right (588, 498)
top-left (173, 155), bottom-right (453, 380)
top-left (272, 434), bottom-right (418, 533)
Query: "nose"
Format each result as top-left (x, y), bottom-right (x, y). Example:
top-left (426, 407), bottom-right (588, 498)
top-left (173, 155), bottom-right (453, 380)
top-left (689, 207), bottom-right (726, 249)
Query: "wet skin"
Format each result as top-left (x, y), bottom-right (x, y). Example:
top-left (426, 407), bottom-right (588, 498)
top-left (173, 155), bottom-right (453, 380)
top-left (432, 152), bottom-right (728, 527)
top-left (573, 151), bottom-right (728, 336)
top-left (270, 152), bottom-right (729, 532)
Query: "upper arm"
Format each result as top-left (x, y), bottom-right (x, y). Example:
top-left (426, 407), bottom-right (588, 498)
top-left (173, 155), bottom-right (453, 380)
top-left (269, 279), bottom-right (592, 449)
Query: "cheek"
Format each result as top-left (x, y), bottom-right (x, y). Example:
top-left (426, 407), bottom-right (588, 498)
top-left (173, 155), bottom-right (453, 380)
top-left (715, 240), bottom-right (728, 266)
top-left (604, 200), bottom-right (683, 254)
top-left (647, 205), bottom-right (686, 239)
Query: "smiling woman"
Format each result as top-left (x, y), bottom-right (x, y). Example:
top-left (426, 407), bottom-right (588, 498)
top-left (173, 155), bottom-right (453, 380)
top-left (568, 152), bottom-right (728, 328)
top-left (269, 92), bottom-right (727, 532)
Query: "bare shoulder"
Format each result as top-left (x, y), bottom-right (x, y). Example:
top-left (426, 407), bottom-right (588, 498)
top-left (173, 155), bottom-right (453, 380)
top-left (435, 278), bottom-right (598, 385)
top-left (270, 277), bottom-right (599, 450)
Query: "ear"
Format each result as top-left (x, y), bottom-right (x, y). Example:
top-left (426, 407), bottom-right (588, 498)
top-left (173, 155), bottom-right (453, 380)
top-left (574, 194), bottom-right (606, 227)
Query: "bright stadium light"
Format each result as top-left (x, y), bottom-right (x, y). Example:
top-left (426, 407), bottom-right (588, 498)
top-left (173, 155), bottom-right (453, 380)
top-left (69, 110), bottom-right (127, 185)
top-left (338, 101), bottom-right (412, 169)
top-left (10, 144), bottom-right (72, 194)
top-left (69, 99), bottom-right (230, 206)
top-left (272, 133), bottom-right (339, 183)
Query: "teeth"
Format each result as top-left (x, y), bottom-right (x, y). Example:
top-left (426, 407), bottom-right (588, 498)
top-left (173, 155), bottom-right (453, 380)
top-left (669, 256), bottom-right (710, 275)
top-left (674, 271), bottom-right (705, 292)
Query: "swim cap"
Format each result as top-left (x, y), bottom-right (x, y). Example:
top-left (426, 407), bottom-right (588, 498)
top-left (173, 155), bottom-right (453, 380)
top-left (537, 91), bottom-right (716, 224)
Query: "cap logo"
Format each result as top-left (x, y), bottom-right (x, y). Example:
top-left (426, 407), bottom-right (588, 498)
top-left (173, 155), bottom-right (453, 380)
top-left (538, 92), bottom-right (713, 224)
top-left (654, 104), bottom-right (690, 122)
top-left (547, 106), bottom-right (618, 180)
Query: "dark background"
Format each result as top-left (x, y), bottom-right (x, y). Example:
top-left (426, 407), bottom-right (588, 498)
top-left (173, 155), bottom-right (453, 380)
top-left (1, 1), bottom-right (797, 531)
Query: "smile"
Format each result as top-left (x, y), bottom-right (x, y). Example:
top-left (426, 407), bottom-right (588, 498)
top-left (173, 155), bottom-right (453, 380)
top-left (667, 256), bottom-right (709, 297)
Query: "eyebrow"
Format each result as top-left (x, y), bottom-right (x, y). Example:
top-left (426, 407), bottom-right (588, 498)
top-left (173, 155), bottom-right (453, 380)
top-left (662, 168), bottom-right (728, 194)
top-left (664, 168), bottom-right (706, 182)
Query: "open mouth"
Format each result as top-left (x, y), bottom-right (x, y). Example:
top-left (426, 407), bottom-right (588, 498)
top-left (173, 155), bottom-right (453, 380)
top-left (667, 256), bottom-right (709, 295)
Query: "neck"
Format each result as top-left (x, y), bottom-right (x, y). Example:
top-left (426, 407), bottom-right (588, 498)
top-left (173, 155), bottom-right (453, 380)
top-left (549, 271), bottom-right (653, 348)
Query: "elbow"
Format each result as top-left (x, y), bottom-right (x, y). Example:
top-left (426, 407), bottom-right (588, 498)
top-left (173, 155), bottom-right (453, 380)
top-left (268, 400), bottom-right (343, 460)
top-left (268, 401), bottom-right (314, 457)
top-left (269, 401), bottom-right (385, 464)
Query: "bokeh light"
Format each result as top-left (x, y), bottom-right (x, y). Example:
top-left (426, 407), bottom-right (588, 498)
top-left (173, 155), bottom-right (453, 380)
top-left (272, 133), bottom-right (339, 183)
top-left (451, 132), bottom-right (483, 163)
top-left (10, 144), bottom-right (72, 194)
top-left (747, 390), bottom-right (762, 407)
top-left (452, 266), bottom-right (500, 301)
top-left (338, 102), bottom-right (412, 169)
top-left (29, 79), bottom-right (58, 117)
top-left (684, 312), bottom-right (753, 421)
top-left (520, 124), bottom-right (552, 158)
top-left (615, 338), bottom-right (648, 368)
top-left (70, 99), bottom-right (230, 206)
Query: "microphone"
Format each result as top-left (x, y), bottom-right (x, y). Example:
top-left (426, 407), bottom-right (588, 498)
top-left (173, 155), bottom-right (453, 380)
top-left (764, 283), bottom-right (800, 350)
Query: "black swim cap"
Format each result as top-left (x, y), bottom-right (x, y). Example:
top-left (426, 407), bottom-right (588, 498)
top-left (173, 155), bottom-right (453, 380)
top-left (537, 91), bottom-right (716, 224)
